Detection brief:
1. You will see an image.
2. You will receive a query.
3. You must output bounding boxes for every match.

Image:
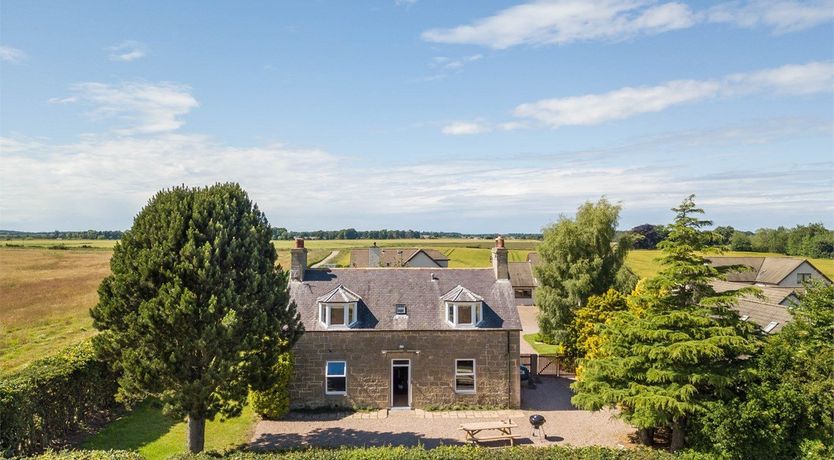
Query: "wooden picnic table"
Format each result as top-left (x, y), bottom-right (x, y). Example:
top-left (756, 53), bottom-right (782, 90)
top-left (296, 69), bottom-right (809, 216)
top-left (459, 419), bottom-right (520, 446)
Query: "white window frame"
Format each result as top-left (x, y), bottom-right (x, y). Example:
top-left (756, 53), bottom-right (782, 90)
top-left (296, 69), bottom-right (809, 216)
top-left (445, 302), bottom-right (483, 328)
top-left (454, 359), bottom-right (476, 394)
top-left (318, 302), bottom-right (358, 328)
top-left (325, 360), bottom-right (347, 395)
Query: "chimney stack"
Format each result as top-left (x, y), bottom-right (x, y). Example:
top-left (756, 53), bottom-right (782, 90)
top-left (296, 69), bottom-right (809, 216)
top-left (492, 236), bottom-right (509, 280)
top-left (290, 238), bottom-right (307, 281)
top-left (368, 242), bottom-right (381, 267)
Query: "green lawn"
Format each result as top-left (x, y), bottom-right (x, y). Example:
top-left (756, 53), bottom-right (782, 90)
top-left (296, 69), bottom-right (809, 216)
top-left (83, 402), bottom-right (256, 459)
top-left (523, 333), bottom-right (563, 354)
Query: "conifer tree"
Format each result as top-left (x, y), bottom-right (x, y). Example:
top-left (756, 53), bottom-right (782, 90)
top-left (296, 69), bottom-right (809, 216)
top-left (571, 195), bottom-right (760, 451)
top-left (535, 197), bottom-right (635, 355)
top-left (90, 183), bottom-right (302, 453)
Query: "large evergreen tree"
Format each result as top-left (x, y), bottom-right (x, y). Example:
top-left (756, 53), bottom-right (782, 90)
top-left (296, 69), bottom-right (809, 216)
top-left (90, 183), bottom-right (302, 453)
top-left (571, 195), bottom-right (760, 451)
top-left (689, 281), bottom-right (834, 459)
top-left (535, 197), bottom-right (635, 354)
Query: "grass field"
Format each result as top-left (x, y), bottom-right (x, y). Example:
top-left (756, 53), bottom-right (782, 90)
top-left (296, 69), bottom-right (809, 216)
top-left (82, 402), bottom-right (255, 459)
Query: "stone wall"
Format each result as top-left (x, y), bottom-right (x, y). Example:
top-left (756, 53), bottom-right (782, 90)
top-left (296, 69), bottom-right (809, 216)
top-left (289, 330), bottom-right (521, 410)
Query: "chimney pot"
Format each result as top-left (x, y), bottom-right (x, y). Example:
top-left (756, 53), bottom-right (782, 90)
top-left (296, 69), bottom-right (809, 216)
top-left (495, 236), bottom-right (505, 248)
top-left (294, 238), bottom-right (305, 249)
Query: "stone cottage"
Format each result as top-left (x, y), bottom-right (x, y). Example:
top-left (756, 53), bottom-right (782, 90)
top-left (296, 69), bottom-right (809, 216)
top-left (287, 237), bottom-right (522, 410)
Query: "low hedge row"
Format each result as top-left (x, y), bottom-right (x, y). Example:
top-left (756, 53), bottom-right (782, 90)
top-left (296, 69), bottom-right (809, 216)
top-left (26, 447), bottom-right (710, 460)
top-left (0, 340), bottom-right (119, 456)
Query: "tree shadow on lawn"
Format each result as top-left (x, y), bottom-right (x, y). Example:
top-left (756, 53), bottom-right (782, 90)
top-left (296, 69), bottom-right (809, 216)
top-left (81, 400), bottom-right (179, 451)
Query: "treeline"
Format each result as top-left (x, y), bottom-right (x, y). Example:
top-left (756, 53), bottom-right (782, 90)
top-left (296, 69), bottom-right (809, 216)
top-left (628, 222), bottom-right (834, 258)
top-left (0, 229), bottom-right (124, 240)
top-left (270, 227), bottom-right (542, 240)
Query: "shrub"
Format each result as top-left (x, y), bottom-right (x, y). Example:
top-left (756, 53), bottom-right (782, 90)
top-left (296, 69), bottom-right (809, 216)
top-left (0, 340), bottom-right (118, 456)
top-left (168, 445), bottom-right (683, 460)
top-left (26, 450), bottom-right (142, 460)
top-left (249, 353), bottom-right (293, 419)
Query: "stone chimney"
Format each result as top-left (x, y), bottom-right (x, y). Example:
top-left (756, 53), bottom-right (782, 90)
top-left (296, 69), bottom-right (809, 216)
top-left (492, 236), bottom-right (509, 280)
top-left (368, 242), bottom-right (381, 267)
top-left (290, 238), bottom-right (307, 281)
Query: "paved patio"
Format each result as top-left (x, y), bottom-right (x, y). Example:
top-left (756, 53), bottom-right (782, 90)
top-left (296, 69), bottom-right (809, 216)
top-left (250, 377), bottom-right (633, 450)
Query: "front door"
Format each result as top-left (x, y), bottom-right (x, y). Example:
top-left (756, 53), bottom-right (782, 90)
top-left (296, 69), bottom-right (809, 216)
top-left (391, 359), bottom-right (410, 408)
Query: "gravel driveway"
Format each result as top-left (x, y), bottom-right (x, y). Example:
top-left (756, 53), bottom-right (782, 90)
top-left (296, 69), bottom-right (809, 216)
top-left (250, 377), bottom-right (633, 450)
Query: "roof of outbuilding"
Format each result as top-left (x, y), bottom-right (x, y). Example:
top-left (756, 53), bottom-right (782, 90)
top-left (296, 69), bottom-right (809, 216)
top-left (290, 268), bottom-right (521, 331)
top-left (349, 248), bottom-right (449, 267)
top-left (706, 256), bottom-right (808, 285)
top-left (712, 280), bottom-right (798, 305)
top-left (734, 298), bottom-right (792, 334)
top-left (526, 252), bottom-right (541, 265)
top-left (508, 262), bottom-right (536, 288)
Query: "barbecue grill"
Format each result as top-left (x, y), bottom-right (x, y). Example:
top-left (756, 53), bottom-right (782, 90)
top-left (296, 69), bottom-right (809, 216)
top-left (529, 414), bottom-right (546, 439)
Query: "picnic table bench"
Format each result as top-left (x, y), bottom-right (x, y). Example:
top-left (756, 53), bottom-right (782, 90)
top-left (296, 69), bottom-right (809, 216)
top-left (459, 419), bottom-right (520, 446)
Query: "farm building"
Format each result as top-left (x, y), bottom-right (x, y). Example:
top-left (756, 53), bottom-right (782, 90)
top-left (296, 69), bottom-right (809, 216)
top-left (349, 245), bottom-right (450, 268)
top-left (288, 237), bottom-right (522, 410)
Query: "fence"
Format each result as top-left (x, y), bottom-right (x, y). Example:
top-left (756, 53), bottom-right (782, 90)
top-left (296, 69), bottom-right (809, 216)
top-left (520, 353), bottom-right (575, 378)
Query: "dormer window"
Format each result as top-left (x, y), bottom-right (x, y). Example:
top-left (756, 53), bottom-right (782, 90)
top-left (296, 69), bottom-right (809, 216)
top-left (319, 302), bottom-right (357, 327)
top-left (440, 284), bottom-right (485, 328)
top-left (446, 302), bottom-right (482, 327)
top-left (316, 284), bottom-right (361, 329)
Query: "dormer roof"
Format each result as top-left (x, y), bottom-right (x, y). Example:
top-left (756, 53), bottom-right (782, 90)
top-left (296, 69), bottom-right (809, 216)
top-left (440, 284), bottom-right (484, 302)
top-left (316, 284), bottom-right (362, 303)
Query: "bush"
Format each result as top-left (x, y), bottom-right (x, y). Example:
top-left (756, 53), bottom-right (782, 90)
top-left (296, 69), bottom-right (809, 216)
top-left (249, 353), bottom-right (293, 419)
top-left (169, 445), bottom-right (683, 460)
top-left (0, 340), bottom-right (118, 456)
top-left (25, 450), bottom-right (142, 460)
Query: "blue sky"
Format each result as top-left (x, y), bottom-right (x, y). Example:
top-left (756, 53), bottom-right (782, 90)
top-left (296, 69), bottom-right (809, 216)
top-left (1, 0), bottom-right (832, 233)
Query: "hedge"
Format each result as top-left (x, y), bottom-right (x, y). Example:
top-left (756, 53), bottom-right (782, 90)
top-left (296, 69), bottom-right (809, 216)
top-left (249, 353), bottom-right (293, 419)
top-left (0, 340), bottom-right (118, 456)
top-left (169, 446), bottom-right (709, 460)
top-left (25, 447), bottom-right (711, 460)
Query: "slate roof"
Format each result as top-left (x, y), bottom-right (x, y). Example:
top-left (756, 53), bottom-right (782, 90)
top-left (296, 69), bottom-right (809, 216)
top-left (290, 268), bottom-right (521, 331)
top-left (508, 262), bottom-right (537, 288)
top-left (316, 285), bottom-right (362, 303)
top-left (734, 298), bottom-right (792, 334)
top-left (349, 248), bottom-right (449, 267)
top-left (712, 280), bottom-right (798, 305)
top-left (439, 285), bottom-right (484, 302)
top-left (527, 252), bottom-right (541, 265)
top-left (706, 256), bottom-right (808, 285)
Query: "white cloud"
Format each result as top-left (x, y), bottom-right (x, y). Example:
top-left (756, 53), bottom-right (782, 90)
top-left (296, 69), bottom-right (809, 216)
top-left (107, 40), bottom-right (147, 62)
top-left (53, 81), bottom-right (199, 134)
top-left (0, 45), bottom-right (27, 63)
top-left (441, 121), bottom-right (492, 135)
top-left (1, 131), bottom-right (830, 231)
top-left (421, 0), bottom-right (833, 49)
top-left (707, 0), bottom-right (834, 34)
top-left (421, 0), bottom-right (697, 49)
top-left (513, 61), bottom-right (833, 128)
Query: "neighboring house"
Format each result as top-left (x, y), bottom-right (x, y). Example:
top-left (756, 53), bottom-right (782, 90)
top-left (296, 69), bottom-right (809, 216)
top-left (508, 252), bottom-right (540, 305)
top-left (349, 245), bottom-right (450, 268)
top-left (707, 257), bottom-right (831, 334)
top-left (288, 237), bottom-right (522, 410)
top-left (706, 256), bottom-right (830, 287)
